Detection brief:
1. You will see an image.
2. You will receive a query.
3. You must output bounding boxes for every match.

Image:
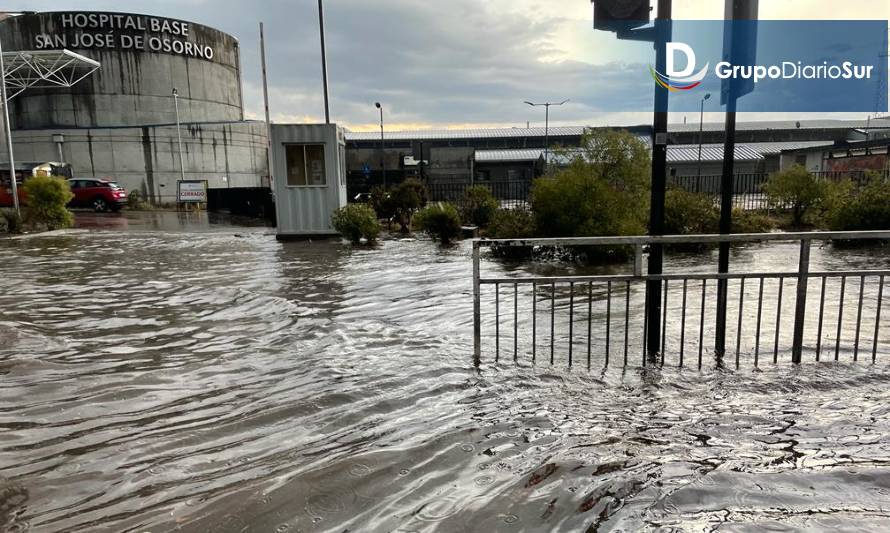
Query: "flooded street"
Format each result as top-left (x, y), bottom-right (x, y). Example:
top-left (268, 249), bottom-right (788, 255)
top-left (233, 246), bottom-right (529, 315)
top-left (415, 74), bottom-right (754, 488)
top-left (3, 212), bottom-right (890, 532)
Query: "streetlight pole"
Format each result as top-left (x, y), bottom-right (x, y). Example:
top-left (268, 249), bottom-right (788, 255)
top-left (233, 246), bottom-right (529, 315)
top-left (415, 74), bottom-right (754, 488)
top-left (172, 88), bottom-right (186, 182)
top-left (696, 93), bottom-right (711, 179)
top-left (317, 0), bottom-right (331, 124)
top-left (0, 39), bottom-right (19, 214)
top-left (375, 102), bottom-right (386, 188)
top-left (524, 99), bottom-right (568, 166)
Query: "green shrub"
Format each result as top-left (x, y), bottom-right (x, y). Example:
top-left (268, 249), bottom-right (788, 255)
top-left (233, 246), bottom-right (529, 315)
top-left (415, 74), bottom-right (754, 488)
top-left (487, 207), bottom-right (536, 259)
top-left (0, 208), bottom-right (22, 234)
top-left (763, 165), bottom-right (827, 227)
top-left (531, 130), bottom-right (649, 262)
top-left (487, 208), bottom-right (536, 239)
top-left (126, 190), bottom-right (150, 210)
top-left (732, 208), bottom-right (774, 234)
top-left (22, 176), bottom-right (74, 230)
top-left (414, 202), bottom-right (462, 244)
top-left (369, 185), bottom-right (396, 220)
top-left (331, 204), bottom-right (381, 244)
top-left (663, 188), bottom-right (719, 235)
top-left (390, 178), bottom-right (428, 231)
top-left (460, 186), bottom-right (499, 228)
top-left (825, 177), bottom-right (890, 232)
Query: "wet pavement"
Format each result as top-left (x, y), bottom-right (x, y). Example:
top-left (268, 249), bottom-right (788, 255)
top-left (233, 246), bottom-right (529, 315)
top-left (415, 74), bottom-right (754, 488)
top-left (2, 212), bottom-right (890, 532)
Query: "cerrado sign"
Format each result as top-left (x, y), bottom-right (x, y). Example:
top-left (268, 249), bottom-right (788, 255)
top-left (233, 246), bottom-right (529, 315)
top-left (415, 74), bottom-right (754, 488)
top-left (32, 12), bottom-right (217, 61)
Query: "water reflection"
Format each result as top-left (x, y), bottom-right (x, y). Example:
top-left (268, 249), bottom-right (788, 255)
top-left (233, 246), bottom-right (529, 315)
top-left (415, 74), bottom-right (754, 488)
top-left (1, 216), bottom-right (890, 531)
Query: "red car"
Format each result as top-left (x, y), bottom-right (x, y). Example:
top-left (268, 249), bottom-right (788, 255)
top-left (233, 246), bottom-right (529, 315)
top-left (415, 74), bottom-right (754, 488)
top-left (68, 178), bottom-right (128, 212)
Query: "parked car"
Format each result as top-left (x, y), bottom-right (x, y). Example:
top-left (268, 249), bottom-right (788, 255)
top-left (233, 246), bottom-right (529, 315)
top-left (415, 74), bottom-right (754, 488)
top-left (68, 178), bottom-right (128, 212)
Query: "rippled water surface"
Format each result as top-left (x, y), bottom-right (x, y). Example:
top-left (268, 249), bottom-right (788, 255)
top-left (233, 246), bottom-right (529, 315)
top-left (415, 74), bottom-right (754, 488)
top-left (3, 212), bottom-right (890, 532)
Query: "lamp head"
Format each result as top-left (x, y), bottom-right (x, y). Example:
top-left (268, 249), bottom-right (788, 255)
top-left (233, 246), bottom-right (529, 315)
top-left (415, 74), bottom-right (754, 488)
top-left (375, 102), bottom-right (381, 109)
top-left (703, 93), bottom-right (711, 101)
top-left (172, 88), bottom-right (178, 96)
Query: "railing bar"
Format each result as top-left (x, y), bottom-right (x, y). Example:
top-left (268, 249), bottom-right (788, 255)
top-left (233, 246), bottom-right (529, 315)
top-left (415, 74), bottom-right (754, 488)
top-left (476, 230), bottom-right (890, 248)
top-left (661, 280), bottom-right (669, 364)
top-left (532, 282), bottom-right (537, 363)
top-left (774, 278), bottom-right (784, 364)
top-left (514, 283), bottom-right (519, 363)
top-left (680, 279), bottom-right (688, 368)
top-left (736, 277), bottom-right (745, 369)
top-left (568, 282), bottom-right (575, 367)
top-left (755, 278), bottom-right (764, 368)
top-left (642, 282), bottom-right (649, 367)
top-left (479, 270), bottom-right (890, 285)
top-left (699, 280), bottom-right (707, 370)
top-left (495, 283), bottom-right (500, 363)
top-left (873, 275), bottom-right (885, 363)
top-left (835, 276), bottom-right (847, 361)
top-left (816, 276), bottom-right (826, 361)
top-left (606, 281), bottom-right (612, 367)
top-left (854, 276), bottom-right (865, 362)
top-left (550, 282), bottom-right (555, 365)
top-left (624, 281), bottom-right (631, 367)
top-left (587, 283), bottom-right (588, 369)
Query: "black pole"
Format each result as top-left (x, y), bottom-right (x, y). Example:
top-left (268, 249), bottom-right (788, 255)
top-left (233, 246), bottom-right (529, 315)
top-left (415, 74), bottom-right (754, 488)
top-left (697, 97), bottom-right (706, 178)
top-left (646, 0), bottom-right (671, 360)
top-left (318, 0), bottom-right (331, 124)
top-left (544, 104), bottom-right (550, 167)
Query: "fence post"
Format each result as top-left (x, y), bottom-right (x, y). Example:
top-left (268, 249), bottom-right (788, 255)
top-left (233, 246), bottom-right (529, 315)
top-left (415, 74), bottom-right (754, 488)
top-left (791, 239), bottom-right (811, 364)
top-left (473, 240), bottom-right (482, 367)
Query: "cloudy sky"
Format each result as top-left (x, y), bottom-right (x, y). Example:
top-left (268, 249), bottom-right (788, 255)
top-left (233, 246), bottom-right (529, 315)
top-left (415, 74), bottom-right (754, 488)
top-left (11, 0), bottom-right (890, 131)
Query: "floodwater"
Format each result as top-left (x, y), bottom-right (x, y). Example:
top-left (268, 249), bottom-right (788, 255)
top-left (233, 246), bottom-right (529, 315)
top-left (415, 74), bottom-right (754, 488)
top-left (2, 211), bottom-right (890, 532)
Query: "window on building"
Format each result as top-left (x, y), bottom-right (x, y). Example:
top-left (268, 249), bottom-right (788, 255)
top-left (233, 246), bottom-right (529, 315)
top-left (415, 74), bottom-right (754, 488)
top-left (285, 144), bottom-right (326, 186)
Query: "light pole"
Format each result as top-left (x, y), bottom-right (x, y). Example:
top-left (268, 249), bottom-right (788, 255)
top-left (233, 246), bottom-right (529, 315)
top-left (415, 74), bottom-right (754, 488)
top-left (524, 99), bottom-right (568, 166)
top-left (0, 38), bottom-right (19, 214)
top-left (375, 102), bottom-right (386, 188)
top-left (696, 93), bottom-right (711, 179)
top-left (318, 0), bottom-right (331, 124)
top-left (172, 88), bottom-right (185, 182)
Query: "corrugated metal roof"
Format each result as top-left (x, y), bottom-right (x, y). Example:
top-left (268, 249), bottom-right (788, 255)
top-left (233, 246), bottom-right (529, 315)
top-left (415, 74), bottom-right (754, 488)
top-left (475, 143), bottom-right (766, 164)
top-left (666, 144), bottom-right (763, 163)
top-left (668, 119), bottom-right (888, 133)
top-left (744, 141), bottom-right (836, 155)
top-left (475, 149), bottom-right (544, 162)
top-left (345, 126), bottom-right (588, 142)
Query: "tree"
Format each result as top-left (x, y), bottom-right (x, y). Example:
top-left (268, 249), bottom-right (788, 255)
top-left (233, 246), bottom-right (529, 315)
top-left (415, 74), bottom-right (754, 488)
top-left (22, 176), bottom-right (74, 230)
top-left (763, 165), bottom-right (826, 227)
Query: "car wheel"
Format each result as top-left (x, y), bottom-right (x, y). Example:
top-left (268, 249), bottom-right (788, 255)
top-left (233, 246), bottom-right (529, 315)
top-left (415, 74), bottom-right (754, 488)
top-left (92, 197), bottom-right (109, 212)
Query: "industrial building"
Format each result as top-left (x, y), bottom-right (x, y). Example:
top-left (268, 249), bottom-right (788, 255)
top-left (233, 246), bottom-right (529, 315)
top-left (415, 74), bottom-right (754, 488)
top-left (0, 11), bottom-right (269, 212)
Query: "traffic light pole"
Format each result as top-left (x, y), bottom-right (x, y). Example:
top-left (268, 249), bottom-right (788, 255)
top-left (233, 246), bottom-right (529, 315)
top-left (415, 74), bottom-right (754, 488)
top-left (646, 0), bottom-right (671, 361)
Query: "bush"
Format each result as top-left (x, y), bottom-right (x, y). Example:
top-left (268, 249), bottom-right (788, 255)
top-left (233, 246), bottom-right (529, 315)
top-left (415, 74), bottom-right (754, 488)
top-left (369, 186), bottom-right (396, 220)
top-left (825, 177), bottom-right (890, 232)
top-left (414, 202), bottom-right (462, 244)
top-left (390, 178), bottom-right (428, 232)
top-left (0, 208), bottom-right (22, 234)
top-left (22, 176), bottom-right (74, 230)
top-left (531, 130), bottom-right (650, 262)
top-left (487, 207), bottom-right (537, 258)
top-left (732, 208), bottom-right (774, 234)
top-left (331, 204), bottom-right (381, 244)
top-left (663, 188), bottom-right (718, 235)
top-left (460, 186), bottom-right (499, 228)
top-left (763, 165), bottom-right (827, 227)
top-left (126, 190), bottom-right (150, 210)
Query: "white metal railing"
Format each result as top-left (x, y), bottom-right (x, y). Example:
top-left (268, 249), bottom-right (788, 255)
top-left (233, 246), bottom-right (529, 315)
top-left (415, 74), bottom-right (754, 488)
top-left (472, 231), bottom-right (890, 368)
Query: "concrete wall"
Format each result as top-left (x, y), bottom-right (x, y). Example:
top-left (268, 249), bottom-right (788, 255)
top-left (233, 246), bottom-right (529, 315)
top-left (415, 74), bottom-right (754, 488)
top-left (10, 121), bottom-right (268, 204)
top-left (0, 11), bottom-right (243, 129)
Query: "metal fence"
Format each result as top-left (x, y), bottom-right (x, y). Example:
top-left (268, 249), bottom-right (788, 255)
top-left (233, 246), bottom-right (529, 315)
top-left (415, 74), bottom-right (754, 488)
top-left (669, 169), bottom-right (890, 211)
top-left (472, 231), bottom-right (890, 369)
top-left (427, 180), bottom-right (531, 209)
